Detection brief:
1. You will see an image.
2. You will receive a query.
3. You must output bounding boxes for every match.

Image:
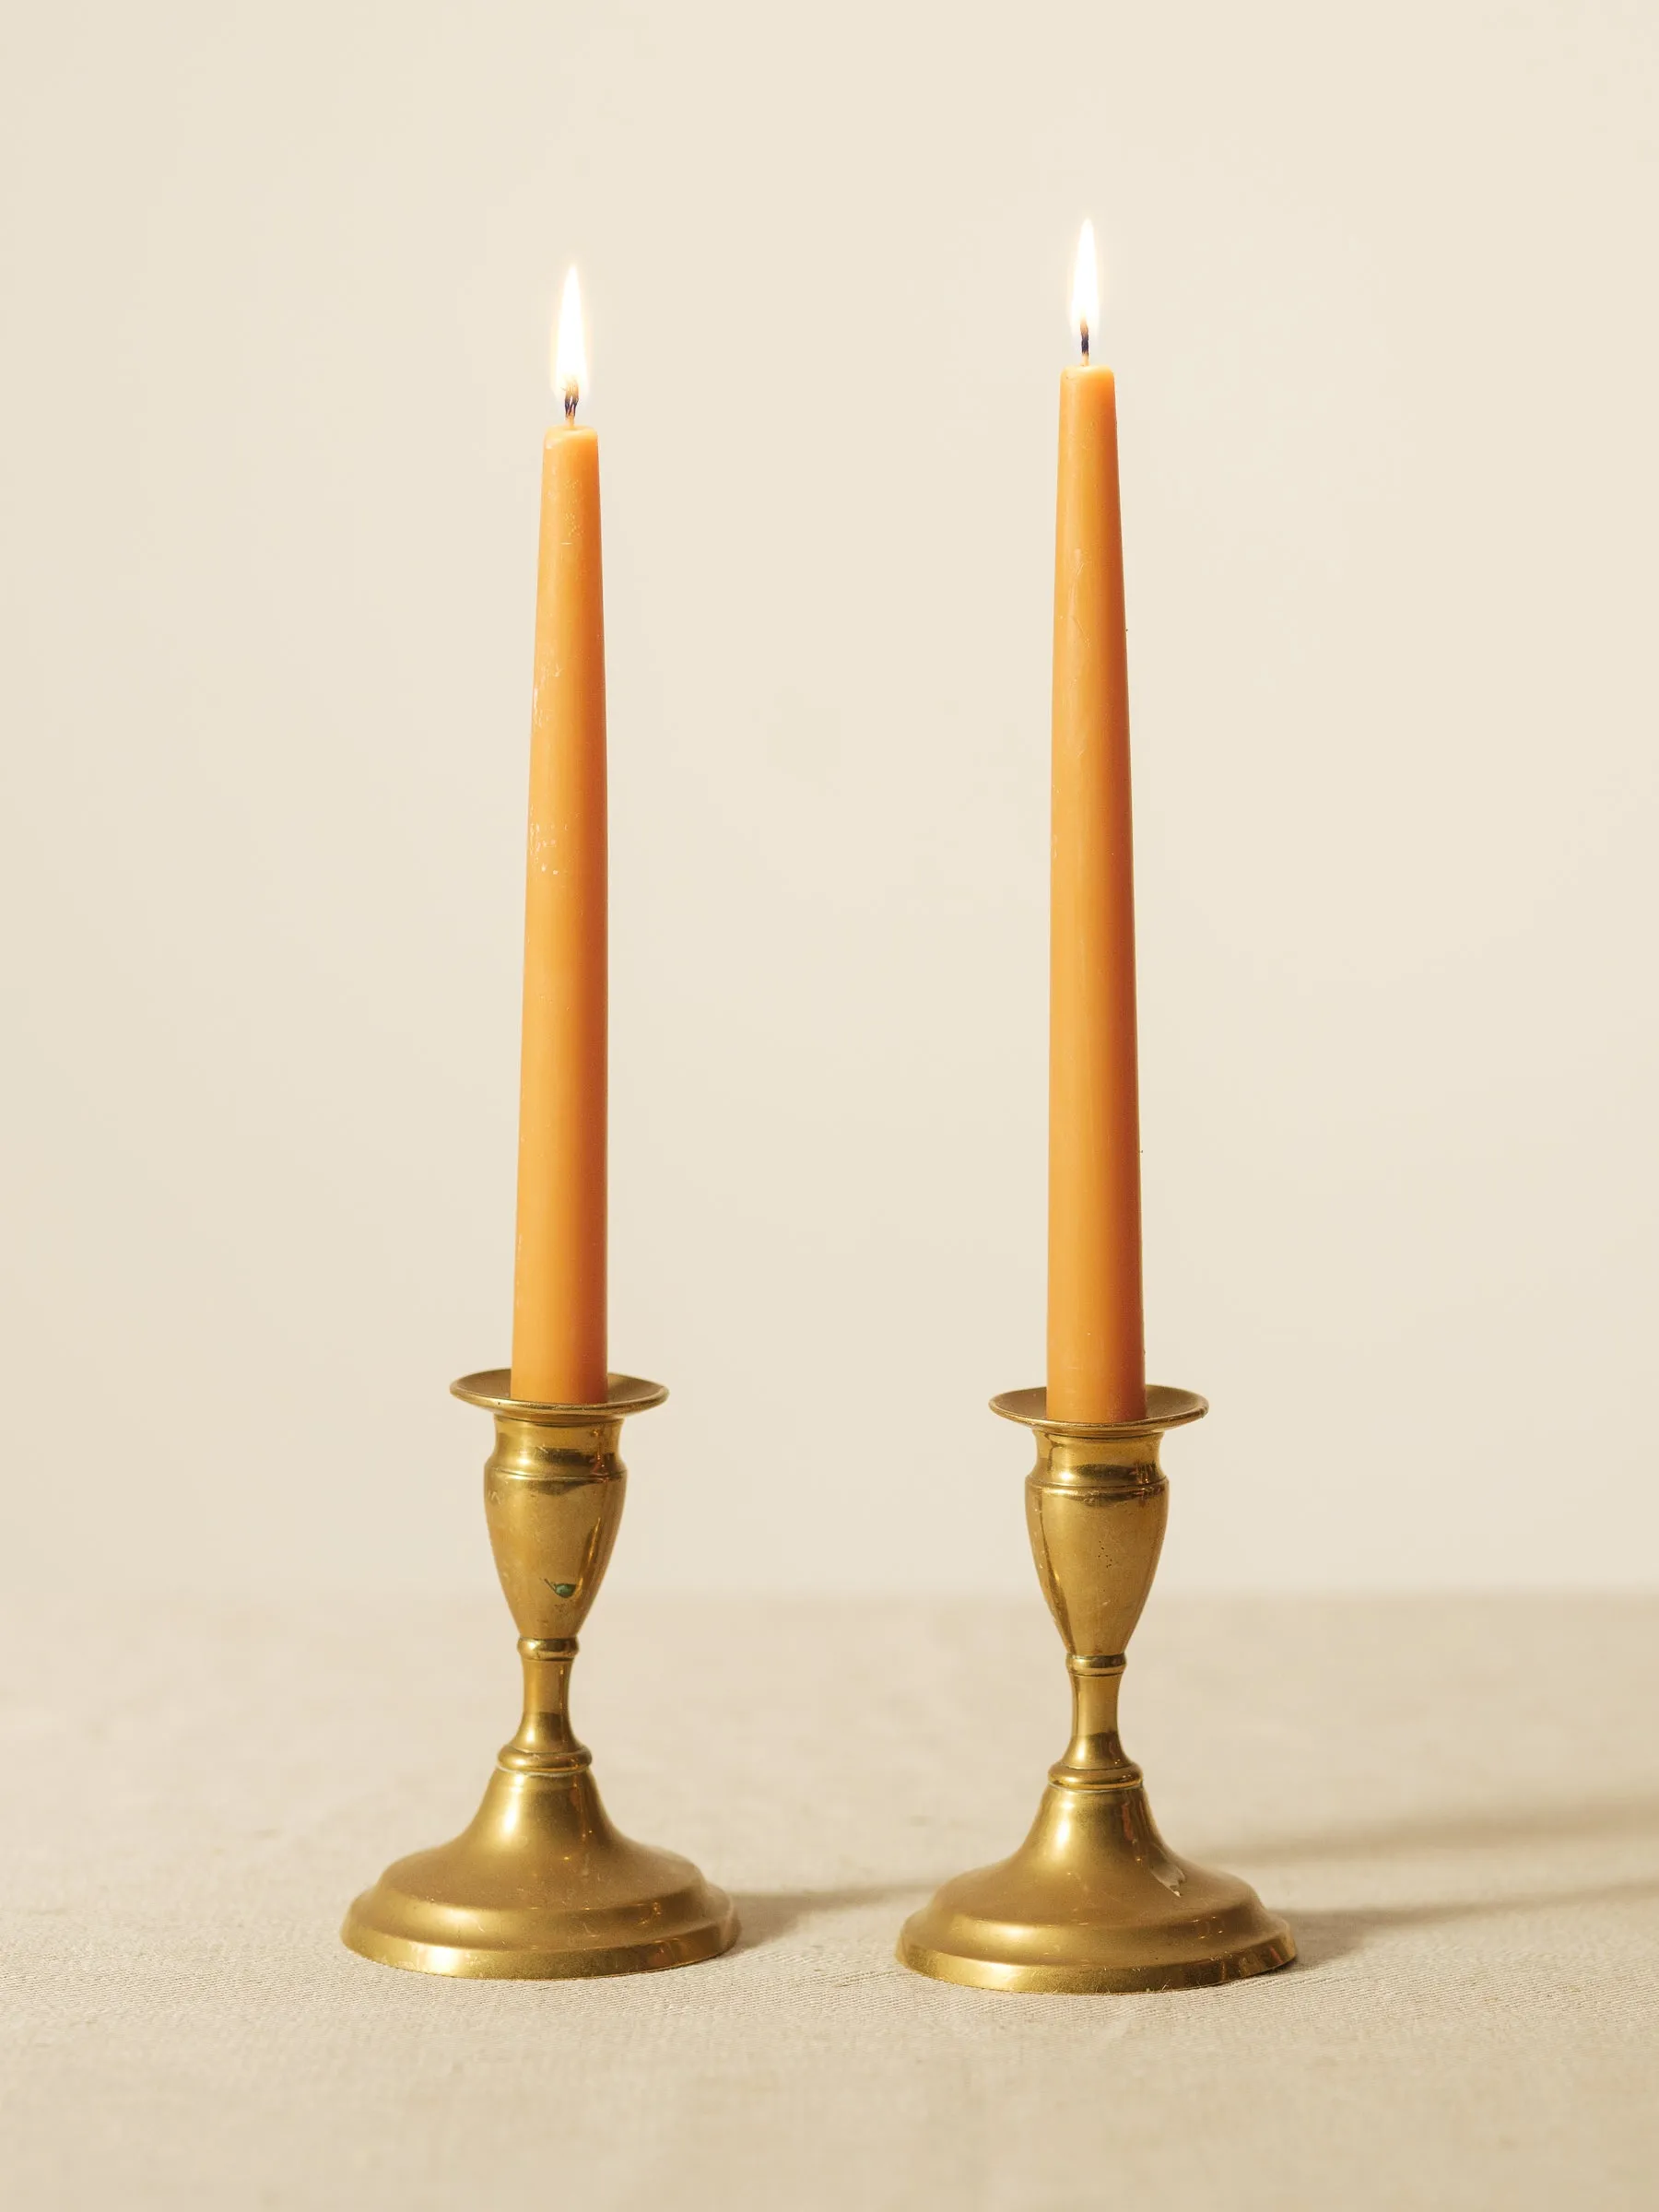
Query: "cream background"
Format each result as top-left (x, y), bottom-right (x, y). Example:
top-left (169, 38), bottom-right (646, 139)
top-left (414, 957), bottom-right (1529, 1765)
top-left (2, 0), bottom-right (1656, 1597)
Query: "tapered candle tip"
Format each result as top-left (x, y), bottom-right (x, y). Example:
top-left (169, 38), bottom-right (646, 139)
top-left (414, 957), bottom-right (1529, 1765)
top-left (1071, 221), bottom-right (1099, 361)
top-left (554, 266), bottom-right (586, 418)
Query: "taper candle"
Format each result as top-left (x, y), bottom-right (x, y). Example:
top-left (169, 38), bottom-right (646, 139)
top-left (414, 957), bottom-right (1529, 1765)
top-left (511, 268), bottom-right (607, 1405)
top-left (1046, 221), bottom-right (1147, 1424)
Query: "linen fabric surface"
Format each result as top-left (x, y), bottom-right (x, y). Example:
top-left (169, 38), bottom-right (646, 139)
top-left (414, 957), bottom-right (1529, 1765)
top-left (4, 1594), bottom-right (1656, 2208)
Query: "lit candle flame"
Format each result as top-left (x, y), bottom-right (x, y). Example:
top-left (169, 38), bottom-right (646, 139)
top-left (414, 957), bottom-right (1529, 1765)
top-left (553, 266), bottom-right (586, 419)
top-left (1071, 221), bottom-right (1099, 361)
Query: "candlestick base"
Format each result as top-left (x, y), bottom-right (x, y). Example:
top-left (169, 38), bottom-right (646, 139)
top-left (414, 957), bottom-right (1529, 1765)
top-left (342, 1371), bottom-right (736, 1980)
top-left (898, 1386), bottom-right (1294, 1994)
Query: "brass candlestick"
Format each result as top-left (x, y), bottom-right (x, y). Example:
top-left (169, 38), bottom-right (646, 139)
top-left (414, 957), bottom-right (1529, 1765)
top-left (899, 1384), bottom-right (1294, 1993)
top-left (342, 1371), bottom-right (736, 1979)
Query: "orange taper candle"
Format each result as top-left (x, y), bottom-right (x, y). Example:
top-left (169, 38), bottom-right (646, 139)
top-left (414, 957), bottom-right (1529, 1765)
top-left (1046, 221), bottom-right (1147, 1424)
top-left (511, 268), bottom-right (607, 1404)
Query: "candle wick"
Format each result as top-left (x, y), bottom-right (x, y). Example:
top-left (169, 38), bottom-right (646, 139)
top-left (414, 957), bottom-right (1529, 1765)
top-left (564, 390), bottom-right (579, 423)
top-left (1080, 324), bottom-right (1090, 364)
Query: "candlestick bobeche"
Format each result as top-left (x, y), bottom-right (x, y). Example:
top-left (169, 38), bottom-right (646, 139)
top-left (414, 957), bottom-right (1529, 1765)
top-left (897, 1384), bottom-right (1294, 1993)
top-left (341, 1371), bottom-right (736, 1979)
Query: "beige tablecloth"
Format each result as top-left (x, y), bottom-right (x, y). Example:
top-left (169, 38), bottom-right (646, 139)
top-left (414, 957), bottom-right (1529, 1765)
top-left (4, 1593), bottom-right (1656, 2207)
